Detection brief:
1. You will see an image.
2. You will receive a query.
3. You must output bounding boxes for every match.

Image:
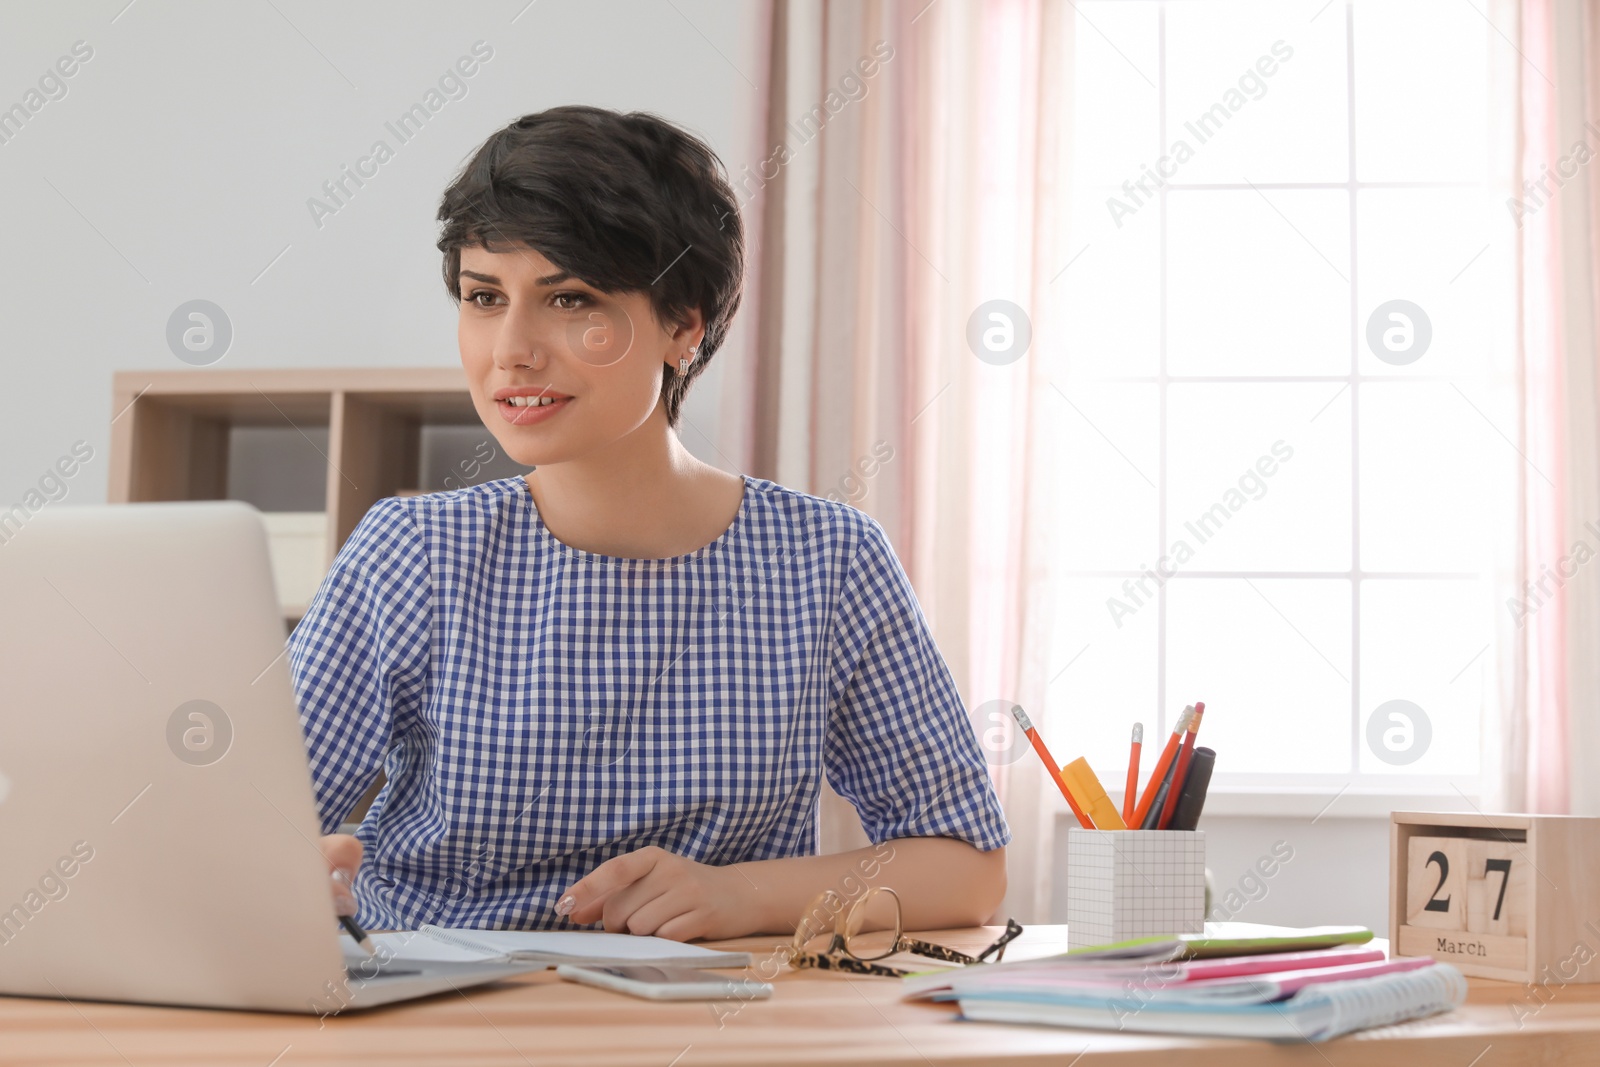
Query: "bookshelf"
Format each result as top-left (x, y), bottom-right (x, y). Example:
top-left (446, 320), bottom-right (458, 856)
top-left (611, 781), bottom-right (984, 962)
top-left (107, 367), bottom-right (506, 624)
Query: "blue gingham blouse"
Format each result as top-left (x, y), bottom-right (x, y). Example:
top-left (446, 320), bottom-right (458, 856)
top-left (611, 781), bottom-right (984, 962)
top-left (288, 475), bottom-right (1009, 932)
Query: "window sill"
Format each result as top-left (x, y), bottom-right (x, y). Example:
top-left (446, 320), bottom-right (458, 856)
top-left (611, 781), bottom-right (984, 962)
top-left (1196, 788), bottom-right (1479, 820)
top-left (1057, 787), bottom-right (1482, 823)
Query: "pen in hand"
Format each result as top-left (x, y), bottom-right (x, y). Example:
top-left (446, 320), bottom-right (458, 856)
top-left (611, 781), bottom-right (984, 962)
top-left (332, 868), bottom-right (376, 957)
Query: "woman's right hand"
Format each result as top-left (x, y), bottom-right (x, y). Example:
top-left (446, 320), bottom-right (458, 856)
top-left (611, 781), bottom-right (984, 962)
top-left (319, 833), bottom-right (363, 916)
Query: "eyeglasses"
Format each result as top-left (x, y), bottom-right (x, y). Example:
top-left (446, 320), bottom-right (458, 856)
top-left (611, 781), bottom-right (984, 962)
top-left (786, 886), bottom-right (1024, 978)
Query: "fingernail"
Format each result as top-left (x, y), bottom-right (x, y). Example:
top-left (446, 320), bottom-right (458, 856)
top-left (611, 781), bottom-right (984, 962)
top-left (554, 895), bottom-right (576, 917)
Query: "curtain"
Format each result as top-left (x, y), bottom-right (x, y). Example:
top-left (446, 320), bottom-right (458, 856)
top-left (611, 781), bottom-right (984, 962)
top-left (1492, 0), bottom-right (1600, 815)
top-left (732, 0), bottom-right (1074, 921)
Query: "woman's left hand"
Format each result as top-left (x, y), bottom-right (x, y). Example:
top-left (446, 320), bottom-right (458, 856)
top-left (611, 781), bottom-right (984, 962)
top-left (555, 846), bottom-right (754, 941)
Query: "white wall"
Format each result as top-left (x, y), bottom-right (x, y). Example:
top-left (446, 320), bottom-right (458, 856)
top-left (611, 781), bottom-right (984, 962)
top-left (0, 0), bottom-right (760, 507)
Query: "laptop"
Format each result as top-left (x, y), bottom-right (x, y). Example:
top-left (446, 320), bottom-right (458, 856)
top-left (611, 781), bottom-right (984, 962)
top-left (0, 501), bottom-right (541, 1013)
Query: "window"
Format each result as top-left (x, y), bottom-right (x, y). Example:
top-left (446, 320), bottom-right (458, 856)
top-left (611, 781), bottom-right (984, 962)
top-left (1043, 0), bottom-right (1514, 795)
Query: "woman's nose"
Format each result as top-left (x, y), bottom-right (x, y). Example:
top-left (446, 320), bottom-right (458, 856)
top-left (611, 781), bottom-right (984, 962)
top-left (492, 304), bottom-right (547, 371)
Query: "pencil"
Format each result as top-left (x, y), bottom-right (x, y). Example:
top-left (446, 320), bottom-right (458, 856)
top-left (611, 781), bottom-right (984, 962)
top-left (1131, 706), bottom-right (1191, 828)
top-left (340, 914), bottom-right (377, 956)
top-left (1122, 723), bottom-right (1142, 825)
top-left (332, 869), bottom-right (376, 956)
top-left (1158, 701), bottom-right (1205, 830)
top-left (1139, 749), bottom-right (1183, 829)
top-left (1009, 704), bottom-right (1095, 829)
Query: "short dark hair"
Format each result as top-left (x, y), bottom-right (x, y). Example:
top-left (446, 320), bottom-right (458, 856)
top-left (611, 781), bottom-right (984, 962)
top-left (436, 106), bottom-right (745, 426)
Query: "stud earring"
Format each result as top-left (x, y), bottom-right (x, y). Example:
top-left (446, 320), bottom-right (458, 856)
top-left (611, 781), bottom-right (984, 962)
top-left (678, 344), bottom-right (698, 378)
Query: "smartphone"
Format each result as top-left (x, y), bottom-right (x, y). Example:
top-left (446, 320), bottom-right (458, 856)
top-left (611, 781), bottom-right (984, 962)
top-left (555, 964), bottom-right (774, 1002)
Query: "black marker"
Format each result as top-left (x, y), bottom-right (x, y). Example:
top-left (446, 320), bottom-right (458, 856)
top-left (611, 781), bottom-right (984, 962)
top-left (1169, 746), bottom-right (1216, 832)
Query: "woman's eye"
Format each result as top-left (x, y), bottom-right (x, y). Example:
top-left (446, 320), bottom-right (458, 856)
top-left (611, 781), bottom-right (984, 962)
top-left (463, 289), bottom-right (589, 309)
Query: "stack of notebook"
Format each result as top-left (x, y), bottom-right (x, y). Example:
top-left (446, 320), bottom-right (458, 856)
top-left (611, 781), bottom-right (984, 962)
top-left (903, 923), bottom-right (1467, 1042)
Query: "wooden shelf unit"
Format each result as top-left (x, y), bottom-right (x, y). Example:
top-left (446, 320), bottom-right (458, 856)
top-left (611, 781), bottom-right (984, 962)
top-left (108, 367), bottom-right (482, 617)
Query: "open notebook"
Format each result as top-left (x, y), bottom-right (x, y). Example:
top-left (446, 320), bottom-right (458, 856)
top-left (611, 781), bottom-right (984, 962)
top-left (339, 926), bottom-right (752, 970)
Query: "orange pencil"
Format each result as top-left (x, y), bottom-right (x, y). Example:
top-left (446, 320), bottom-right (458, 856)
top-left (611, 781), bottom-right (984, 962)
top-left (1122, 723), bottom-right (1142, 825)
top-left (1009, 704), bottom-right (1094, 829)
top-left (1158, 702), bottom-right (1206, 830)
top-left (1131, 706), bottom-right (1191, 828)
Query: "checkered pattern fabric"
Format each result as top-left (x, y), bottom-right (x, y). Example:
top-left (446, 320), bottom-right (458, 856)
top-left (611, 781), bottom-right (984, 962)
top-left (288, 476), bottom-right (1010, 932)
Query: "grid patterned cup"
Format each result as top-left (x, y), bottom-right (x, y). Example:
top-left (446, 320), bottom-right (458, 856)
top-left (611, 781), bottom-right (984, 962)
top-left (1066, 829), bottom-right (1206, 950)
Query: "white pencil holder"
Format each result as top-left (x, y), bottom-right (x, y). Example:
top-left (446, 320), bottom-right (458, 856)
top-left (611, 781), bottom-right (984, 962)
top-left (1066, 829), bottom-right (1206, 950)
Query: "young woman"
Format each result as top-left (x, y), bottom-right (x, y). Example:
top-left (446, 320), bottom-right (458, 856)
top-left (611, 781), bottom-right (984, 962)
top-left (294, 105), bottom-right (1009, 942)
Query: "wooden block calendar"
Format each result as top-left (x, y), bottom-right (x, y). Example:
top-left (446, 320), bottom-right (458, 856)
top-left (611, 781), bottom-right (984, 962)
top-left (1390, 811), bottom-right (1600, 983)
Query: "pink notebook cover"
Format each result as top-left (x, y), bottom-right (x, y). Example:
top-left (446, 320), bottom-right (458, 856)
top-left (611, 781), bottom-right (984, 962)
top-left (1177, 946), bottom-right (1387, 981)
top-left (918, 954), bottom-right (1434, 1007)
top-left (1178, 955), bottom-right (1435, 999)
top-left (905, 946), bottom-right (1394, 1000)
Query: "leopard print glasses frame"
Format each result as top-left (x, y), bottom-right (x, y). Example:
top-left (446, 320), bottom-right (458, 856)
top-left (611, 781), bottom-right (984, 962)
top-left (786, 886), bottom-right (1024, 979)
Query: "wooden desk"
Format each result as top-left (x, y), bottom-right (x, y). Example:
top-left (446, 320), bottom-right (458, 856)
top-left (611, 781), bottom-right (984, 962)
top-left (4, 925), bottom-right (1598, 1066)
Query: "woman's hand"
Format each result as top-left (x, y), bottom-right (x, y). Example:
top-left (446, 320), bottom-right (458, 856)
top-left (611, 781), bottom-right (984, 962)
top-left (319, 833), bottom-right (363, 916)
top-left (556, 846), bottom-right (754, 941)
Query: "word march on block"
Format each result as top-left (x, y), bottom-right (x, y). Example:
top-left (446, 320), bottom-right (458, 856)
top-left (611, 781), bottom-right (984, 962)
top-left (1389, 811), bottom-right (1600, 984)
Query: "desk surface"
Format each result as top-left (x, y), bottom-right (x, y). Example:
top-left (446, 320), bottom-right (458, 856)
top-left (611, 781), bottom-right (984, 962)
top-left (5, 925), bottom-right (1598, 1066)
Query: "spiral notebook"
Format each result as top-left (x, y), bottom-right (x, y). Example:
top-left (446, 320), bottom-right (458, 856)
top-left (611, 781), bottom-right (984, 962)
top-left (950, 962), bottom-right (1468, 1042)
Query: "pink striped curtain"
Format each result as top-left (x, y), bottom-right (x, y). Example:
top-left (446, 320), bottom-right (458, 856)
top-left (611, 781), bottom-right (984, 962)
top-left (729, 0), bottom-right (1074, 919)
top-left (1495, 0), bottom-right (1600, 815)
top-left (1507, 0), bottom-right (1570, 813)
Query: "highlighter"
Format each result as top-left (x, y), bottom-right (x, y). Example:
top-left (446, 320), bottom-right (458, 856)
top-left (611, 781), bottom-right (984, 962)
top-left (1060, 757), bottom-right (1127, 830)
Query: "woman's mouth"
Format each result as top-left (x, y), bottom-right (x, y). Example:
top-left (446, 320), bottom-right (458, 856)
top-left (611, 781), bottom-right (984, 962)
top-left (494, 391), bottom-right (573, 426)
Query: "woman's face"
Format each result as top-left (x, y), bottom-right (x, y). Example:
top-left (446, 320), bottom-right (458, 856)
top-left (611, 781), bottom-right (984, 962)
top-left (456, 243), bottom-right (695, 467)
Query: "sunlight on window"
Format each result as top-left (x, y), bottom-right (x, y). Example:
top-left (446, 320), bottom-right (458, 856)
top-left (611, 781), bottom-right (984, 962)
top-left (1041, 0), bottom-right (1511, 792)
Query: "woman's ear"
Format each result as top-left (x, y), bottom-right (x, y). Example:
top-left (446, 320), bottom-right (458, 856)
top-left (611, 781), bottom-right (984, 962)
top-left (670, 307), bottom-right (706, 350)
top-left (664, 308), bottom-right (707, 375)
